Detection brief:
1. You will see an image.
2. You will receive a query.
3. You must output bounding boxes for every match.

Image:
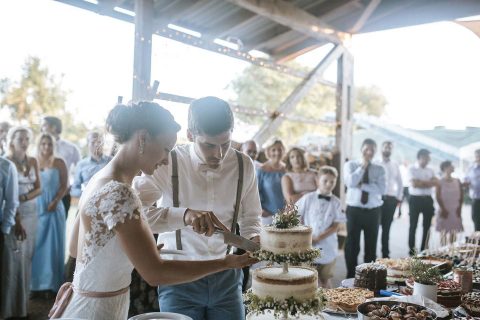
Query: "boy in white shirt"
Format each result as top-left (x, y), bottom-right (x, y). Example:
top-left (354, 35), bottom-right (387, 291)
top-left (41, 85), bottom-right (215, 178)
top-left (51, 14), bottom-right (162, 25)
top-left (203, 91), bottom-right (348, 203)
top-left (297, 166), bottom-right (345, 288)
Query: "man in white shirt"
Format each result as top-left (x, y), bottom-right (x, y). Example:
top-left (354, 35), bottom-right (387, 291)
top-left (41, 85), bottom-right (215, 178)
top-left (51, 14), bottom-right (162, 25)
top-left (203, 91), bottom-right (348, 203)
top-left (344, 138), bottom-right (386, 278)
top-left (378, 141), bottom-right (403, 258)
top-left (408, 148), bottom-right (438, 255)
top-left (41, 116), bottom-right (81, 218)
top-left (133, 97), bottom-right (261, 320)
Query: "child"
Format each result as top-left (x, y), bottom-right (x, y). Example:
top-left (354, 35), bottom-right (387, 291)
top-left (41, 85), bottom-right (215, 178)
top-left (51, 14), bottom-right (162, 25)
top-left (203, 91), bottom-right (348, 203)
top-left (436, 160), bottom-right (463, 245)
top-left (297, 166), bottom-right (346, 288)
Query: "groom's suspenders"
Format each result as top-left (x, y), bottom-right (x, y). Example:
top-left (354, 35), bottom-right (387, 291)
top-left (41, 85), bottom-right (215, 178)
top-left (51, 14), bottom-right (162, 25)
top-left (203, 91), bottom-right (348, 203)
top-left (171, 149), bottom-right (244, 254)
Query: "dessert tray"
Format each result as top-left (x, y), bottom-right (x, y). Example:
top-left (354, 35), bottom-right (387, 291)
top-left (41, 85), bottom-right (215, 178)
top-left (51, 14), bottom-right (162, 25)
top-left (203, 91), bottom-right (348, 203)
top-left (323, 288), bottom-right (374, 314)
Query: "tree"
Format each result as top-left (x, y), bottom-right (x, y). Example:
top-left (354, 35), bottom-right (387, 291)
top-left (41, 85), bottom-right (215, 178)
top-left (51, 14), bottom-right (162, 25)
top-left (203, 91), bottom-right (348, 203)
top-left (0, 56), bottom-right (88, 146)
top-left (228, 64), bottom-right (387, 145)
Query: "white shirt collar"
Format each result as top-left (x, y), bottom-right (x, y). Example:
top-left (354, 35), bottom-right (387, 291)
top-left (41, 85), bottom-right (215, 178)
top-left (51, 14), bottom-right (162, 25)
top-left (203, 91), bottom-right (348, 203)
top-left (188, 143), bottom-right (232, 172)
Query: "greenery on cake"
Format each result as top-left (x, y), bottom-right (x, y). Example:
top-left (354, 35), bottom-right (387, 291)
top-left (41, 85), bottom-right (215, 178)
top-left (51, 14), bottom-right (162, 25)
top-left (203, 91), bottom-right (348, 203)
top-left (272, 203), bottom-right (300, 229)
top-left (408, 257), bottom-right (443, 285)
top-left (244, 289), bottom-right (326, 318)
top-left (251, 248), bottom-right (321, 265)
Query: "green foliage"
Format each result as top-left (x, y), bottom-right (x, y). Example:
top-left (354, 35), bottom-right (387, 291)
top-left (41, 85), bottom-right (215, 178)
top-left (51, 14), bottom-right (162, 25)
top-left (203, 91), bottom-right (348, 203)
top-left (251, 248), bottom-right (321, 265)
top-left (272, 203), bottom-right (300, 229)
top-left (228, 64), bottom-right (387, 145)
top-left (0, 56), bottom-right (88, 146)
top-left (408, 258), bottom-right (443, 285)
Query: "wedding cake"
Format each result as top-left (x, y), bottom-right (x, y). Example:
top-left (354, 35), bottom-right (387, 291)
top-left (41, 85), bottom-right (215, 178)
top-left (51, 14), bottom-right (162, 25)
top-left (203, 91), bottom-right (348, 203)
top-left (245, 204), bottom-right (323, 319)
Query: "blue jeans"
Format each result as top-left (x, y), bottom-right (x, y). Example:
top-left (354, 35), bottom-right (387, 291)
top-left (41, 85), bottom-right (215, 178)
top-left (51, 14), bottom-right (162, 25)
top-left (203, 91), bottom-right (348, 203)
top-left (158, 269), bottom-right (244, 320)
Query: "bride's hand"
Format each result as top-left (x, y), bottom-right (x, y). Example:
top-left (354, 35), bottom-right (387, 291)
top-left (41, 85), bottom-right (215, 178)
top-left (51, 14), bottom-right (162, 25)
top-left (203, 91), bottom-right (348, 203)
top-left (184, 209), bottom-right (229, 237)
top-left (223, 253), bottom-right (258, 269)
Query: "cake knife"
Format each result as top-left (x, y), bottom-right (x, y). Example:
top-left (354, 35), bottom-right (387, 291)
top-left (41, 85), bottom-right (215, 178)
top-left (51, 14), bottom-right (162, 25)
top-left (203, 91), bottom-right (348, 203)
top-left (214, 228), bottom-right (260, 252)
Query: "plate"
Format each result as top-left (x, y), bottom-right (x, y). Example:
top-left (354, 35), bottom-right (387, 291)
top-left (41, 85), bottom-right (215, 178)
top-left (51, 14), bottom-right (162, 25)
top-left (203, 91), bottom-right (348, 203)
top-left (322, 307), bottom-right (357, 316)
top-left (128, 312), bottom-right (193, 320)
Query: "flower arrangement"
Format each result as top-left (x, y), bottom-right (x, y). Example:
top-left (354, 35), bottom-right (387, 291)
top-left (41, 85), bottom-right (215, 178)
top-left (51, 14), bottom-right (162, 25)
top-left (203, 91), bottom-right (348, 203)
top-left (408, 258), bottom-right (443, 285)
top-left (251, 248), bottom-right (321, 265)
top-left (244, 289), bottom-right (326, 318)
top-left (272, 203), bottom-right (300, 229)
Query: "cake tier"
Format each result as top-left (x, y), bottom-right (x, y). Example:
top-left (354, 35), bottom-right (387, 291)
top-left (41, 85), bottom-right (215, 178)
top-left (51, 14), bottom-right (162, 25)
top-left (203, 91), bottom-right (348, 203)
top-left (260, 225), bottom-right (312, 254)
top-left (252, 266), bottom-right (318, 301)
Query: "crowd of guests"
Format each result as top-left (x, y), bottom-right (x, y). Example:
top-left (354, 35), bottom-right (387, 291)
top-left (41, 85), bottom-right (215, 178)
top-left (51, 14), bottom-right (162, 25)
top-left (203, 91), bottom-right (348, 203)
top-left (0, 98), bottom-right (479, 319)
top-left (0, 118), bottom-right (111, 319)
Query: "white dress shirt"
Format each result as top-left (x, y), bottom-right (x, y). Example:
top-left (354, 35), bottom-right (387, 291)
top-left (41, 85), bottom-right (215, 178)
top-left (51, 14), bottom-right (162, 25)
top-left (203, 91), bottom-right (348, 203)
top-left (297, 192), bottom-right (345, 264)
top-left (408, 164), bottom-right (435, 196)
top-left (344, 160), bottom-right (386, 209)
top-left (56, 138), bottom-right (81, 184)
top-left (133, 144), bottom-right (262, 261)
top-left (378, 158), bottom-right (403, 200)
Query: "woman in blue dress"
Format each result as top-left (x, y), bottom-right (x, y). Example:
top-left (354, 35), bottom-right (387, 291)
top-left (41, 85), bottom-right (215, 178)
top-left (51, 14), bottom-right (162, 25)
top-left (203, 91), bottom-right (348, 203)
top-left (256, 138), bottom-right (286, 225)
top-left (31, 133), bottom-right (68, 295)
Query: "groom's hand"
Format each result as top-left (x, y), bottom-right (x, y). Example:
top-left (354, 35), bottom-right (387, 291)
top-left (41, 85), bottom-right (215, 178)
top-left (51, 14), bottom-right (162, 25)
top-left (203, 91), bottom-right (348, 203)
top-left (184, 209), bottom-right (229, 237)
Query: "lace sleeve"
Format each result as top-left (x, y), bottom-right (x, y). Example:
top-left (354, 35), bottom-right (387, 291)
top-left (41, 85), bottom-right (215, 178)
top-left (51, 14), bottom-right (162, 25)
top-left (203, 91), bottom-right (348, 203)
top-left (86, 181), bottom-right (143, 230)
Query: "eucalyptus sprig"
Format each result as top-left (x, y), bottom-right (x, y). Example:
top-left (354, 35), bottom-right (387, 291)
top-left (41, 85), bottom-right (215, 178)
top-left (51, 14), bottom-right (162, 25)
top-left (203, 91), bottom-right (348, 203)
top-left (244, 289), bottom-right (326, 318)
top-left (408, 258), bottom-right (443, 285)
top-left (272, 203), bottom-right (300, 229)
top-left (251, 249), bottom-right (321, 265)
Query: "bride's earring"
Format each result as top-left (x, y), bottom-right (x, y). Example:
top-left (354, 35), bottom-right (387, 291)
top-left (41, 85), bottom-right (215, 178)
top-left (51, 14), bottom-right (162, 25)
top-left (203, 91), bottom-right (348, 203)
top-left (139, 140), bottom-right (145, 155)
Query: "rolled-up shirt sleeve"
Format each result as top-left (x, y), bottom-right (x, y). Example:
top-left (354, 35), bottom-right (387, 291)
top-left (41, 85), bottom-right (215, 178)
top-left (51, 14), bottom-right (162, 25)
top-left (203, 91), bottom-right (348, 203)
top-left (344, 161), bottom-right (365, 188)
top-left (133, 167), bottom-right (187, 234)
top-left (239, 159), bottom-right (261, 240)
top-left (2, 163), bottom-right (19, 234)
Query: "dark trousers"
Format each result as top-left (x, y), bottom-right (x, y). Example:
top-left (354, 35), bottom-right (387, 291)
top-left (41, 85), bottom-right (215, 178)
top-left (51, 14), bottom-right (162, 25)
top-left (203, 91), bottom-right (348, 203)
top-left (408, 195), bottom-right (434, 255)
top-left (473, 199), bottom-right (480, 231)
top-left (0, 231), bottom-right (3, 304)
top-left (380, 196), bottom-right (398, 258)
top-left (62, 193), bottom-right (71, 219)
top-left (345, 206), bottom-right (381, 278)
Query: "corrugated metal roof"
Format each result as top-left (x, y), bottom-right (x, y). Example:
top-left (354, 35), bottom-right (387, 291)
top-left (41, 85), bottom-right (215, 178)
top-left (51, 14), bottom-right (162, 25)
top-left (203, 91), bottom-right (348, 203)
top-left (55, 0), bottom-right (480, 62)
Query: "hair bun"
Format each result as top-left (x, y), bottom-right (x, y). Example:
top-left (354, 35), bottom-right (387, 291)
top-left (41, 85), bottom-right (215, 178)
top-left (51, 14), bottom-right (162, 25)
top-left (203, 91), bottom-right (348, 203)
top-left (106, 104), bottom-right (134, 143)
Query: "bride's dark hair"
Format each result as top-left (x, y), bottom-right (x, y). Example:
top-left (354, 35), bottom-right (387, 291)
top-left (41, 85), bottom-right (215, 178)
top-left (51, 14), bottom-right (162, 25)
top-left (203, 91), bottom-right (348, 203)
top-left (106, 101), bottom-right (181, 143)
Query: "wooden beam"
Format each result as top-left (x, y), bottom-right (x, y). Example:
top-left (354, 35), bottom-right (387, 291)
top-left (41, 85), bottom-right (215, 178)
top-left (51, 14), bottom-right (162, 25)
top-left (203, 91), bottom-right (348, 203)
top-left (132, 0), bottom-right (154, 102)
top-left (349, 0), bottom-right (382, 33)
top-left (334, 49), bottom-right (354, 202)
top-left (155, 92), bottom-right (335, 126)
top-left (226, 0), bottom-right (346, 44)
top-left (253, 45), bottom-right (344, 144)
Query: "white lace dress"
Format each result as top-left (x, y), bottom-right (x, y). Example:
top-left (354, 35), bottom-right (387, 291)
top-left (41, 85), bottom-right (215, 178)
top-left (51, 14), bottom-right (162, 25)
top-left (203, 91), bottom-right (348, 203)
top-left (61, 180), bottom-right (142, 320)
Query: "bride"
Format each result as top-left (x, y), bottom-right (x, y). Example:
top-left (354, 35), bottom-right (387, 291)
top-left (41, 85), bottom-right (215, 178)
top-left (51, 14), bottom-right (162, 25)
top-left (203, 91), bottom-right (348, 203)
top-left (51, 102), bottom-right (256, 319)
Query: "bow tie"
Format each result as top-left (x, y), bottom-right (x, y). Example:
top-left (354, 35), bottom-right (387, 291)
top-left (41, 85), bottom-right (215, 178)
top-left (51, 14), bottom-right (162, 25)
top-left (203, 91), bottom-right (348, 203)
top-left (318, 194), bottom-right (331, 201)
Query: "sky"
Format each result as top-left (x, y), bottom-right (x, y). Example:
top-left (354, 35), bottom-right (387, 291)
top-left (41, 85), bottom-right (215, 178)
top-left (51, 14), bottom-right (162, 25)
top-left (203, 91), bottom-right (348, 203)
top-left (1, 0), bottom-right (480, 141)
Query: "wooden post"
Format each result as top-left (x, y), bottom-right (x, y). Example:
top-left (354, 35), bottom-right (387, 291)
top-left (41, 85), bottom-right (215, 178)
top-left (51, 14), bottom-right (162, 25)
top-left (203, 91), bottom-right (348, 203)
top-left (132, 0), bottom-right (154, 102)
top-left (335, 49), bottom-right (354, 204)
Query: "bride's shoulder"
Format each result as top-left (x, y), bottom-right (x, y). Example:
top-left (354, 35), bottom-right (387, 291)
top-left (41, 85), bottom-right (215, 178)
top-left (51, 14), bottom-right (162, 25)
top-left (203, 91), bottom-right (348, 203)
top-left (84, 180), bottom-right (141, 214)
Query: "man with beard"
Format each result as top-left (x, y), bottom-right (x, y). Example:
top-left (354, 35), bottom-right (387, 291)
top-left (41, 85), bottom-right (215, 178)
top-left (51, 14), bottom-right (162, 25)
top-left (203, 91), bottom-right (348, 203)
top-left (378, 141), bottom-right (403, 258)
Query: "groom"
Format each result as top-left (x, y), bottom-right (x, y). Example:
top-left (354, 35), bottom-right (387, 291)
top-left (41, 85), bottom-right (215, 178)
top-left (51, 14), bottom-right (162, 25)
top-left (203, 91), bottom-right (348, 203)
top-left (134, 96), bottom-right (261, 320)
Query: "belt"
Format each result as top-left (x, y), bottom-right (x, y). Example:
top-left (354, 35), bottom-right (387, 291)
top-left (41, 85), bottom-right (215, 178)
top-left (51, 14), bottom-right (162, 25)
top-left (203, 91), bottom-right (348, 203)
top-left (48, 282), bottom-right (129, 318)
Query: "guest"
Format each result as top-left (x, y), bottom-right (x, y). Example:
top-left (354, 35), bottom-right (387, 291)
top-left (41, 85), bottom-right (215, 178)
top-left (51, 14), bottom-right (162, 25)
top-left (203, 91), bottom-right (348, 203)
top-left (257, 138), bottom-right (286, 225)
top-left (297, 166), bottom-right (345, 288)
top-left (242, 140), bottom-right (261, 168)
top-left (408, 149), bottom-right (438, 255)
top-left (31, 133), bottom-right (68, 295)
top-left (1, 127), bottom-right (41, 318)
top-left (465, 149), bottom-right (480, 231)
top-left (0, 122), bottom-right (10, 156)
top-left (134, 97), bottom-right (261, 320)
top-left (71, 131), bottom-right (112, 198)
top-left (281, 147), bottom-right (317, 203)
top-left (41, 116), bottom-right (80, 218)
top-left (378, 141), bottom-right (403, 258)
top-left (0, 157), bottom-right (19, 313)
top-left (344, 138), bottom-right (385, 278)
top-left (436, 161), bottom-right (463, 245)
